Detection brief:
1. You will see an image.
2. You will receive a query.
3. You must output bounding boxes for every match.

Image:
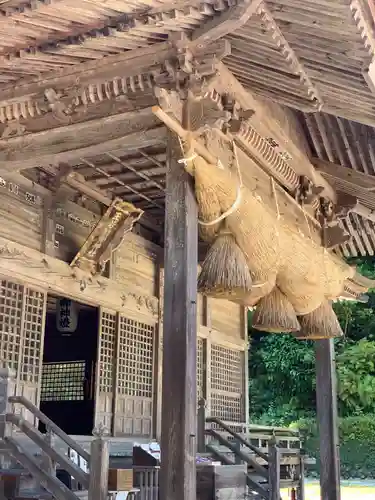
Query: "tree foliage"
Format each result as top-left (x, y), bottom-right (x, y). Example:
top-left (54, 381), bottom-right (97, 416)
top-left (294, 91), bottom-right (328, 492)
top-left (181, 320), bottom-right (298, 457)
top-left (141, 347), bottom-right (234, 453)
top-left (248, 257), bottom-right (375, 478)
top-left (249, 332), bottom-right (316, 423)
top-left (249, 255), bottom-right (375, 423)
top-left (337, 339), bottom-right (375, 415)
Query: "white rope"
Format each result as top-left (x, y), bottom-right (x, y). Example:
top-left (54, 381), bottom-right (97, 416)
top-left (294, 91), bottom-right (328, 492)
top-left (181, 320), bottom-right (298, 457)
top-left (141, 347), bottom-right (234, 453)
top-left (177, 136), bottom-right (243, 226)
top-left (178, 152), bottom-right (198, 165)
top-left (252, 281), bottom-right (268, 288)
top-left (271, 177), bottom-right (280, 220)
top-left (302, 203), bottom-right (313, 242)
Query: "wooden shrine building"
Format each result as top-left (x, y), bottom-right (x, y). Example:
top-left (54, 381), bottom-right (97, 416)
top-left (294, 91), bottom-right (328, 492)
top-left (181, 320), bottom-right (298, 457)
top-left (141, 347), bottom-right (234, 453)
top-left (1, 1), bottom-right (375, 500)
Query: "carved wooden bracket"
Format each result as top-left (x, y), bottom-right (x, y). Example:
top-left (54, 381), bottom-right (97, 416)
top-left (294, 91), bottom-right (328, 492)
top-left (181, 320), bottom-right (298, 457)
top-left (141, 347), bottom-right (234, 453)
top-left (70, 199), bottom-right (143, 276)
top-left (316, 196), bottom-right (354, 249)
top-left (154, 40), bottom-right (230, 99)
top-left (294, 175), bottom-right (324, 206)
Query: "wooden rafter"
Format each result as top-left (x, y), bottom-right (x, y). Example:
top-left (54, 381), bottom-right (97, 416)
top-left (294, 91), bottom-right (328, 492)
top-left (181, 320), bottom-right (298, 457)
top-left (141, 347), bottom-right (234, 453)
top-left (350, 0), bottom-right (375, 94)
top-left (184, 0), bottom-right (265, 50)
top-left (314, 158), bottom-right (375, 191)
top-left (350, 0), bottom-right (375, 54)
top-left (0, 4), bottom-right (218, 71)
top-left (256, 3), bottom-right (323, 108)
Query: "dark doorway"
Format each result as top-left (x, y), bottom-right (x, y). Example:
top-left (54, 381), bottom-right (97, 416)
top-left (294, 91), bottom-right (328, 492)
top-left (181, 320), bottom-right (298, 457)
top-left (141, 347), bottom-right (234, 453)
top-left (40, 295), bottom-right (99, 436)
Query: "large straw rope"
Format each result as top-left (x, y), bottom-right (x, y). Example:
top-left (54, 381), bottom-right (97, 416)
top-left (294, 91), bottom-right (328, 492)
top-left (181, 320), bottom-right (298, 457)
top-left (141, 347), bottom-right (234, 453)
top-left (187, 153), bottom-right (354, 313)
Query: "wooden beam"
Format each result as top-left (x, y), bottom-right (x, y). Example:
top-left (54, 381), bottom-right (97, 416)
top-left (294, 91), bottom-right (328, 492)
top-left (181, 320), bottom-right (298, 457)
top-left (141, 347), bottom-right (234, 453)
top-left (315, 339), bottom-right (341, 500)
top-left (0, 90), bottom-right (157, 137)
top-left (0, 43), bottom-right (176, 103)
top-left (0, 107), bottom-right (160, 166)
top-left (0, 126), bottom-right (166, 174)
top-left (0, 235), bottom-right (159, 320)
top-left (160, 105), bottom-right (198, 500)
top-left (314, 158), bottom-right (375, 191)
top-left (186, 0), bottom-right (264, 50)
top-left (0, 40), bottom-right (229, 108)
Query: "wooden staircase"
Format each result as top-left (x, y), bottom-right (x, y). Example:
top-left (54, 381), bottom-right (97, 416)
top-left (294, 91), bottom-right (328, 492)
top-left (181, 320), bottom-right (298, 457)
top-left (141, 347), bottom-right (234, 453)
top-left (198, 407), bottom-right (311, 500)
top-left (1, 366), bottom-right (311, 500)
top-left (0, 367), bottom-right (113, 500)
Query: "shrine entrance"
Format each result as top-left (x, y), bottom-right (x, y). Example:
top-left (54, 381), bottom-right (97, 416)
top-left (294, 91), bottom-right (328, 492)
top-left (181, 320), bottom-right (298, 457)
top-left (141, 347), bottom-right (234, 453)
top-left (39, 294), bottom-right (99, 436)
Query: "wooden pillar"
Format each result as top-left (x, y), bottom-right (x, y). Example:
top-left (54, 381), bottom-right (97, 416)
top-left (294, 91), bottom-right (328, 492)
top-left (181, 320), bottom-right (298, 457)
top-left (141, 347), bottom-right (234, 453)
top-left (160, 99), bottom-right (198, 500)
top-left (315, 339), bottom-right (341, 500)
top-left (242, 306), bottom-right (250, 426)
top-left (88, 435), bottom-right (109, 500)
top-left (268, 437), bottom-right (281, 500)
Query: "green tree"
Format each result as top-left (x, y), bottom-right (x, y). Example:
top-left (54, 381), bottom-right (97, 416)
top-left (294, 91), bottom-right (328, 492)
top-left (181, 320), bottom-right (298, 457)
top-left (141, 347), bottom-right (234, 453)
top-left (249, 333), bottom-right (316, 423)
top-left (336, 339), bottom-right (375, 415)
top-left (248, 256), bottom-right (375, 425)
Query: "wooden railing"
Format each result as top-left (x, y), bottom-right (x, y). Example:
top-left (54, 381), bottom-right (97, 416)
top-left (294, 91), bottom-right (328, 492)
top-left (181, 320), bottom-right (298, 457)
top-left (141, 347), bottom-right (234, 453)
top-left (134, 466), bottom-right (159, 500)
top-left (197, 400), bottom-right (306, 500)
top-left (0, 367), bottom-right (109, 500)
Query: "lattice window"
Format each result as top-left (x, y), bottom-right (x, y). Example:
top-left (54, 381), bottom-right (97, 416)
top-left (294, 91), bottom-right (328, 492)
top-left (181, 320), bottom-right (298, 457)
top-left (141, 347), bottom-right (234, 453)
top-left (211, 344), bottom-right (242, 393)
top-left (98, 311), bottom-right (117, 392)
top-left (41, 361), bottom-right (85, 401)
top-left (210, 344), bottom-right (243, 423)
top-left (197, 338), bottom-right (204, 399)
top-left (20, 289), bottom-right (45, 384)
top-left (0, 280), bottom-right (23, 372)
top-left (118, 317), bottom-right (154, 398)
top-left (211, 394), bottom-right (243, 422)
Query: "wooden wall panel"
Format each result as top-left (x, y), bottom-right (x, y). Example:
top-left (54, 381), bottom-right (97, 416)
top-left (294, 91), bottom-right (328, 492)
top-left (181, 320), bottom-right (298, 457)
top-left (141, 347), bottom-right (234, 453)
top-left (115, 234), bottom-right (160, 297)
top-left (0, 177), bottom-right (43, 251)
top-left (54, 199), bottom-right (100, 262)
top-left (210, 298), bottom-right (242, 338)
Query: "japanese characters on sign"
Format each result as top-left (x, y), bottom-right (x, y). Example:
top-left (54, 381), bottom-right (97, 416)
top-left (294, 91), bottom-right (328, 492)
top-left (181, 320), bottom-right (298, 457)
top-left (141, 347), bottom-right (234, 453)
top-left (56, 298), bottom-right (78, 333)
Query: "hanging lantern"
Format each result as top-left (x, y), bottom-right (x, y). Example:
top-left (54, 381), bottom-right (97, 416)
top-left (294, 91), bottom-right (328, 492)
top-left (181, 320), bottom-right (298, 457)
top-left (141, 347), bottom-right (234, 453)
top-left (56, 298), bottom-right (78, 333)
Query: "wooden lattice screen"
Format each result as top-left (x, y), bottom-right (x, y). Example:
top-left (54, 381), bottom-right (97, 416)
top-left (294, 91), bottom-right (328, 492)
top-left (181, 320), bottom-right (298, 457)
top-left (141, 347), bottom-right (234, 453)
top-left (210, 343), bottom-right (244, 423)
top-left (0, 280), bottom-right (46, 422)
top-left (197, 337), bottom-right (204, 400)
top-left (114, 316), bottom-right (154, 436)
top-left (0, 280), bottom-right (23, 374)
top-left (94, 309), bottom-right (117, 432)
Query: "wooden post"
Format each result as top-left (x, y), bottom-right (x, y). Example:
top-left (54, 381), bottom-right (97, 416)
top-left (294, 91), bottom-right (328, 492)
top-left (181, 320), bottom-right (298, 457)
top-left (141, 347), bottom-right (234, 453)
top-left (297, 454), bottom-right (306, 500)
top-left (197, 398), bottom-right (206, 454)
top-left (0, 367), bottom-right (15, 438)
top-left (315, 339), bottom-right (341, 500)
top-left (268, 436), bottom-right (281, 500)
top-left (242, 306), bottom-right (250, 427)
top-left (0, 368), bottom-right (15, 475)
top-left (88, 435), bottom-right (109, 500)
top-left (160, 95), bottom-right (198, 500)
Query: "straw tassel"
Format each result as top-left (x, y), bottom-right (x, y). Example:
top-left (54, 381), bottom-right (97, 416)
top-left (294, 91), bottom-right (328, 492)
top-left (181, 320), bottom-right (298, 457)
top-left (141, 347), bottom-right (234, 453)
top-left (198, 229), bottom-right (252, 299)
top-left (252, 287), bottom-right (300, 333)
top-left (294, 300), bottom-right (343, 340)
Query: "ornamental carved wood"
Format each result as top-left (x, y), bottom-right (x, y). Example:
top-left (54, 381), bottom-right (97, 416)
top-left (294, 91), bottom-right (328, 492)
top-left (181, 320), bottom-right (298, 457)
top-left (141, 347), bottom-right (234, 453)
top-left (70, 199), bottom-right (143, 276)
